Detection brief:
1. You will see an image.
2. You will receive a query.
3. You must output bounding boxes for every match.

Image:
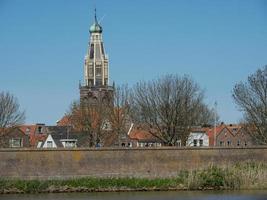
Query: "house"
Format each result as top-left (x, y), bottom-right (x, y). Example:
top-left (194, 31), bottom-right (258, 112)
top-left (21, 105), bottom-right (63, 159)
top-left (39, 133), bottom-right (78, 148)
top-left (129, 127), bottom-right (162, 147)
top-left (0, 127), bottom-right (31, 148)
top-left (40, 134), bottom-right (58, 148)
top-left (19, 123), bottom-right (48, 147)
top-left (203, 124), bottom-right (254, 147)
top-left (206, 126), bottom-right (225, 146)
top-left (37, 126), bottom-right (87, 148)
top-left (186, 131), bottom-right (209, 147)
top-left (215, 124), bottom-right (253, 147)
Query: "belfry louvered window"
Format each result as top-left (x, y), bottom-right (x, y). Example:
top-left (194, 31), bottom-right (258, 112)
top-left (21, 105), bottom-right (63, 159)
top-left (90, 44), bottom-right (94, 59)
top-left (95, 44), bottom-right (101, 59)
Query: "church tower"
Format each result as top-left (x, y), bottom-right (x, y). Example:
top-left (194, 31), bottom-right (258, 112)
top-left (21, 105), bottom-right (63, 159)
top-left (80, 10), bottom-right (114, 106)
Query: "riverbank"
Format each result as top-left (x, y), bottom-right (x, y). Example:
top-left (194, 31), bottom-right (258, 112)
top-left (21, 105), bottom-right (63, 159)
top-left (0, 162), bottom-right (266, 194)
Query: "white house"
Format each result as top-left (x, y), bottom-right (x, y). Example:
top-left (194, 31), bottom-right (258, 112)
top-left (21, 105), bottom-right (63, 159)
top-left (38, 134), bottom-right (78, 148)
top-left (186, 132), bottom-right (209, 147)
top-left (60, 139), bottom-right (77, 148)
top-left (39, 134), bottom-right (57, 148)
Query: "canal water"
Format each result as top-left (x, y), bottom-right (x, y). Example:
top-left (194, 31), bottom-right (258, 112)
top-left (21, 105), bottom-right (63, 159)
top-left (0, 190), bottom-right (266, 200)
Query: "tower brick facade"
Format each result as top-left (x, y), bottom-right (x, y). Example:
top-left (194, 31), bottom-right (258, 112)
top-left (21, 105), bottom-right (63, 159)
top-left (80, 10), bottom-right (114, 106)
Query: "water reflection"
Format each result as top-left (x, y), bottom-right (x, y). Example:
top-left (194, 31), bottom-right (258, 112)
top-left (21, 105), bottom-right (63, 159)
top-left (0, 190), bottom-right (267, 200)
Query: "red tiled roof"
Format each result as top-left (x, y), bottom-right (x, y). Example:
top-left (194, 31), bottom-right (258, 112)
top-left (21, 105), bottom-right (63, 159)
top-left (129, 128), bottom-right (158, 141)
top-left (57, 115), bottom-right (71, 126)
top-left (206, 126), bottom-right (225, 146)
top-left (19, 124), bottom-right (47, 147)
top-left (19, 125), bottom-right (37, 135)
top-left (203, 124), bottom-right (242, 146)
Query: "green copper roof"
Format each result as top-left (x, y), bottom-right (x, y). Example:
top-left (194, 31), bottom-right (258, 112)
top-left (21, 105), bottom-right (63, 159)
top-left (89, 23), bottom-right (102, 33)
top-left (89, 9), bottom-right (102, 33)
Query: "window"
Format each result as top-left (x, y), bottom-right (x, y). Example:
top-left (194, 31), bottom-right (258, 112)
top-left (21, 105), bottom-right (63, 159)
top-left (138, 142), bottom-right (144, 147)
top-left (95, 44), bottom-right (101, 59)
top-left (38, 126), bottom-right (42, 134)
top-left (65, 141), bottom-right (76, 148)
top-left (193, 139), bottom-right (197, 147)
top-left (25, 128), bottom-right (30, 135)
top-left (89, 67), bottom-right (93, 77)
top-left (244, 141), bottom-right (247, 146)
top-left (219, 141), bottom-right (224, 146)
top-left (232, 128), bottom-right (238, 133)
top-left (47, 141), bottom-right (53, 148)
top-left (96, 67), bottom-right (101, 76)
top-left (95, 79), bottom-right (102, 86)
top-left (237, 140), bottom-right (241, 146)
top-left (199, 139), bottom-right (203, 147)
top-left (88, 80), bottom-right (93, 87)
top-left (9, 138), bottom-right (23, 148)
top-left (37, 141), bottom-right (42, 148)
top-left (227, 141), bottom-right (231, 146)
top-left (176, 140), bottom-right (181, 147)
top-left (103, 123), bottom-right (108, 130)
top-left (89, 44), bottom-right (94, 59)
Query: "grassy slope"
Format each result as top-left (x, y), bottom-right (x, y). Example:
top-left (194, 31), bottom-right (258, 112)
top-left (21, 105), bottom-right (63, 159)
top-left (0, 162), bottom-right (266, 194)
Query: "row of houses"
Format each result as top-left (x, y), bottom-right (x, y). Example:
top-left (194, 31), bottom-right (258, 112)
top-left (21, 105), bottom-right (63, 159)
top-left (0, 122), bottom-right (254, 149)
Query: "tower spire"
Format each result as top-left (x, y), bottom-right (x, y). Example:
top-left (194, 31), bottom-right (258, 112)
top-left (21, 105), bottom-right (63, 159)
top-left (94, 8), bottom-right (98, 23)
top-left (80, 7), bottom-right (114, 107)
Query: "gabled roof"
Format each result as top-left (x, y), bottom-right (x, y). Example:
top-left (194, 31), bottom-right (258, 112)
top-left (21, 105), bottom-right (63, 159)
top-left (129, 127), bottom-right (160, 142)
top-left (19, 125), bottom-right (37, 135)
top-left (19, 124), bottom-right (47, 147)
top-left (205, 126), bottom-right (225, 146)
top-left (56, 115), bottom-right (71, 126)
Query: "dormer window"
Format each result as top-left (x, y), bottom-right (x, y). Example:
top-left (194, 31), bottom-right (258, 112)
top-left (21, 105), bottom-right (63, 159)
top-left (26, 128), bottom-right (30, 135)
top-left (38, 126), bottom-right (42, 134)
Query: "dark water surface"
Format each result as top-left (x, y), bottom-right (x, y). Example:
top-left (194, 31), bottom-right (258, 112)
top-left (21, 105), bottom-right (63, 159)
top-left (0, 190), bottom-right (266, 200)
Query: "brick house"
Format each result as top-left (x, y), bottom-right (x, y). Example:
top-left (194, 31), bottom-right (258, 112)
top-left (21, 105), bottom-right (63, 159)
top-left (215, 125), bottom-right (253, 147)
top-left (129, 127), bottom-right (163, 147)
top-left (19, 123), bottom-right (48, 147)
top-left (0, 127), bottom-right (31, 148)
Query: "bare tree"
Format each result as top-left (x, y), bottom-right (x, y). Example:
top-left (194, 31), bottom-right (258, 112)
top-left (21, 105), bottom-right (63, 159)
top-left (233, 66), bottom-right (267, 145)
top-left (108, 84), bottom-right (131, 146)
top-left (131, 74), bottom-right (213, 146)
top-left (0, 91), bottom-right (25, 134)
top-left (66, 98), bottom-right (108, 147)
top-left (197, 104), bottom-right (220, 127)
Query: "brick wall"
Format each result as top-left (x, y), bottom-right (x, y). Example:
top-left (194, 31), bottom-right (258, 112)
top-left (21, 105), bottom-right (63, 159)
top-left (0, 147), bottom-right (266, 180)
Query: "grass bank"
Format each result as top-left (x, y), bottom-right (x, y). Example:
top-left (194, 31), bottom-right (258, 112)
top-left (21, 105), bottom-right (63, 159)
top-left (0, 162), bottom-right (266, 194)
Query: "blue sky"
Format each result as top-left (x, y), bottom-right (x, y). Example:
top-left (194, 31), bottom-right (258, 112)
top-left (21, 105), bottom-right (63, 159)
top-left (0, 0), bottom-right (267, 125)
